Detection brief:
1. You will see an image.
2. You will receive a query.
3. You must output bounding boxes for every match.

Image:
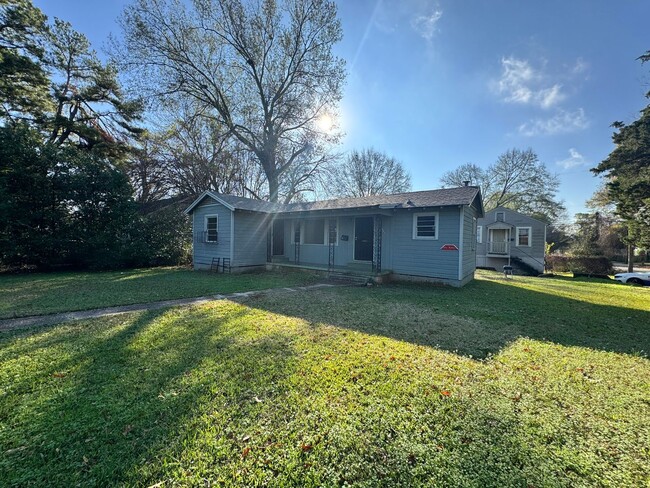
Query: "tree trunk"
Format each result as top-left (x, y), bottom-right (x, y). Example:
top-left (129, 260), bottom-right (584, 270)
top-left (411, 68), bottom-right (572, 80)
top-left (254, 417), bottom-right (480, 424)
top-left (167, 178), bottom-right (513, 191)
top-left (627, 243), bottom-right (634, 273)
top-left (267, 171), bottom-right (279, 203)
top-left (258, 147), bottom-right (279, 202)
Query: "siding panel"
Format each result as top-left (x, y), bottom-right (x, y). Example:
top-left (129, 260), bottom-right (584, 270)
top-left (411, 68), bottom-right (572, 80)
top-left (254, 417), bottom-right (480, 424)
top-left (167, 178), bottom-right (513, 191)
top-left (192, 202), bottom-right (232, 269)
top-left (462, 206), bottom-right (478, 279)
top-left (389, 207), bottom-right (460, 280)
top-left (232, 212), bottom-right (269, 267)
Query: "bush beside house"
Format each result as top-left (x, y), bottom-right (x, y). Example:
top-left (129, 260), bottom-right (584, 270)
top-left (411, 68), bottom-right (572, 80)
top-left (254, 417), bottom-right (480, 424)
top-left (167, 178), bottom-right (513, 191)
top-left (546, 255), bottom-right (613, 275)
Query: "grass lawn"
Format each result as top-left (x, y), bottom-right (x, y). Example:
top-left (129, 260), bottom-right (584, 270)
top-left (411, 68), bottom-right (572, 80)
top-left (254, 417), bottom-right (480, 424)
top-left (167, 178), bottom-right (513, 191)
top-left (0, 267), bottom-right (322, 319)
top-left (0, 271), bottom-right (648, 486)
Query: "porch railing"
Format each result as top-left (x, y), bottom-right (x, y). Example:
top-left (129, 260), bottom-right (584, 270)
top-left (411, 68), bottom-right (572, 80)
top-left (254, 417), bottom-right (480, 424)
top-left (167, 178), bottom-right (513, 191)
top-left (488, 241), bottom-right (509, 254)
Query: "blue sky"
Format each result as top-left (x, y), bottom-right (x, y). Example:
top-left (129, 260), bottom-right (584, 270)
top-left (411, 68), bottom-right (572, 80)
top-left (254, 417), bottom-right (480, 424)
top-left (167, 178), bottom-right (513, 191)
top-left (34, 0), bottom-right (649, 219)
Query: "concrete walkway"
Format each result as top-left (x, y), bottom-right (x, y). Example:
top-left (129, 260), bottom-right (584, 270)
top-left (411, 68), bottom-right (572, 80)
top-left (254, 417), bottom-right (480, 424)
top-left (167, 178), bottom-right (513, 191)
top-left (0, 283), bottom-right (338, 332)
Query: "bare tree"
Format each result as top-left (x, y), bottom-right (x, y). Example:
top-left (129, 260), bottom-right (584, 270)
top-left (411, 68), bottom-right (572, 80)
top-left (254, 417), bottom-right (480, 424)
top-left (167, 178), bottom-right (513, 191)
top-left (441, 148), bottom-right (565, 223)
top-left (160, 113), bottom-right (267, 198)
top-left (327, 148), bottom-right (411, 198)
top-left (439, 162), bottom-right (493, 201)
top-left (127, 133), bottom-right (170, 203)
top-left (117, 0), bottom-right (345, 202)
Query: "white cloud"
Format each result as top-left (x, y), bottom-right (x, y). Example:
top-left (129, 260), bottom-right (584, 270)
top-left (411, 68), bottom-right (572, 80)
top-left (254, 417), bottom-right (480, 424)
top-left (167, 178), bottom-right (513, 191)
top-left (519, 108), bottom-right (589, 136)
top-left (411, 10), bottom-right (443, 41)
top-left (556, 148), bottom-right (589, 169)
top-left (538, 84), bottom-right (565, 109)
top-left (495, 57), bottom-right (566, 109)
top-left (572, 58), bottom-right (588, 75)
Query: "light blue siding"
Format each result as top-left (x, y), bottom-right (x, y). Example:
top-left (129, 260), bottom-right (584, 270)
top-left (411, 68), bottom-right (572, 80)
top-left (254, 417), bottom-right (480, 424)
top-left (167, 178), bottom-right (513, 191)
top-left (388, 207), bottom-right (461, 281)
top-left (461, 206), bottom-right (478, 280)
top-left (232, 212), bottom-right (269, 267)
top-left (192, 200), bottom-right (232, 270)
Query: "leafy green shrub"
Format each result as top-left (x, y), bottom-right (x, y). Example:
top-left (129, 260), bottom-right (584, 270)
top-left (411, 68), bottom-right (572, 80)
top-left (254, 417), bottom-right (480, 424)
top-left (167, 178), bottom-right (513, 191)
top-left (546, 255), bottom-right (613, 275)
top-left (0, 124), bottom-right (190, 271)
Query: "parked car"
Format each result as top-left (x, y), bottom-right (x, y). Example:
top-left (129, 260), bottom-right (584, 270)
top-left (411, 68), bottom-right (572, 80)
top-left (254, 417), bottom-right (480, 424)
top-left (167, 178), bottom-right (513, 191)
top-left (614, 271), bottom-right (650, 286)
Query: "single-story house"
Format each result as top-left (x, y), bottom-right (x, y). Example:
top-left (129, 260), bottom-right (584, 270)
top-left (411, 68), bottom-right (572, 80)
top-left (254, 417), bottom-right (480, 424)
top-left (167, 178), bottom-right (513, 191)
top-left (476, 206), bottom-right (547, 274)
top-left (184, 186), bottom-right (484, 287)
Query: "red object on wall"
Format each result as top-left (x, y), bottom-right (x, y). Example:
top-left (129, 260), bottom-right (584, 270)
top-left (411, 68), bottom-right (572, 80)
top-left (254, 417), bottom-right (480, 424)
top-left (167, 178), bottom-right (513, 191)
top-left (440, 244), bottom-right (459, 251)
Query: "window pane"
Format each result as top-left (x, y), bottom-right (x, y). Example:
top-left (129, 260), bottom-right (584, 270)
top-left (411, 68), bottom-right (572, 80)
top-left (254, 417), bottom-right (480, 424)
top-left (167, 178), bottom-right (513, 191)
top-left (206, 217), bottom-right (218, 242)
top-left (304, 219), bottom-right (324, 244)
top-left (417, 215), bottom-right (436, 237)
top-left (518, 228), bottom-right (529, 245)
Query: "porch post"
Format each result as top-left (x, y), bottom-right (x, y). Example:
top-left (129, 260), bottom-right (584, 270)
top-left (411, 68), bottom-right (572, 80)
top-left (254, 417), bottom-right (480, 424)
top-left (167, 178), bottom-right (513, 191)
top-left (266, 225), bottom-right (272, 263)
top-left (328, 220), bottom-right (336, 270)
top-left (373, 215), bottom-right (382, 273)
top-left (294, 222), bottom-right (300, 265)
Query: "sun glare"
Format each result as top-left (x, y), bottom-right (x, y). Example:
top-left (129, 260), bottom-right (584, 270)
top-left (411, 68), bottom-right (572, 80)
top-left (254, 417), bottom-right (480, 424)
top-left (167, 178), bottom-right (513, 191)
top-left (316, 113), bottom-right (334, 133)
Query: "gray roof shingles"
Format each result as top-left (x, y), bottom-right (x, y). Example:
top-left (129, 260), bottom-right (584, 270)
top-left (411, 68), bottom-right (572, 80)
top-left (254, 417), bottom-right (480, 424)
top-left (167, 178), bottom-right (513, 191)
top-left (207, 186), bottom-right (480, 214)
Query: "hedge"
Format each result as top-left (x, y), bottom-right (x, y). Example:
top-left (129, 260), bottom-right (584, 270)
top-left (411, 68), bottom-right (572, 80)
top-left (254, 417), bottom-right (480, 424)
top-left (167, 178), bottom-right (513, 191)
top-left (546, 255), bottom-right (613, 275)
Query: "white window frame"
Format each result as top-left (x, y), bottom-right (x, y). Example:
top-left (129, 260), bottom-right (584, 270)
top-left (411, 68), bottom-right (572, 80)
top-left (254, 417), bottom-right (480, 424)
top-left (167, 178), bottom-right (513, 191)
top-left (516, 226), bottom-right (532, 247)
top-left (477, 225), bottom-right (483, 243)
top-left (412, 212), bottom-right (439, 240)
top-left (204, 214), bottom-right (219, 243)
top-left (300, 218), bottom-right (339, 246)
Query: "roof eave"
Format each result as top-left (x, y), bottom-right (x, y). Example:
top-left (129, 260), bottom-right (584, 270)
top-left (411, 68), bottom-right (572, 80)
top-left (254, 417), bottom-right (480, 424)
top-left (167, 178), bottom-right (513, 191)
top-left (183, 191), bottom-right (236, 214)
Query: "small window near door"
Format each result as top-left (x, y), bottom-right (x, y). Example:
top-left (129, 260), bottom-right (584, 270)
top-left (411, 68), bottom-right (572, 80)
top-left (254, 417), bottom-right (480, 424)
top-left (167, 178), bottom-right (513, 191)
top-left (303, 219), bottom-right (325, 244)
top-left (516, 227), bottom-right (531, 246)
top-left (205, 215), bottom-right (218, 242)
top-left (496, 211), bottom-right (505, 222)
top-left (412, 212), bottom-right (438, 239)
top-left (477, 225), bottom-right (482, 243)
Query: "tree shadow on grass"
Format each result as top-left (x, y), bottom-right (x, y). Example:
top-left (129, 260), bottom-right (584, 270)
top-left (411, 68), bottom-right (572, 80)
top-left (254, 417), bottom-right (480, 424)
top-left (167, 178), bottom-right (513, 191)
top-left (1, 288), bottom-right (647, 486)
top-left (0, 303), bottom-right (298, 486)
top-left (243, 279), bottom-right (650, 359)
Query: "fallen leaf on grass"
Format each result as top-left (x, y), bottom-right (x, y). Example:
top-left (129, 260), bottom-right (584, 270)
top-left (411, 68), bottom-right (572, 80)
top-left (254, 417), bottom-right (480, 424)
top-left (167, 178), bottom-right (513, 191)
top-left (440, 390), bottom-right (451, 397)
top-left (301, 443), bottom-right (312, 452)
top-left (52, 372), bottom-right (66, 378)
top-left (242, 447), bottom-right (251, 458)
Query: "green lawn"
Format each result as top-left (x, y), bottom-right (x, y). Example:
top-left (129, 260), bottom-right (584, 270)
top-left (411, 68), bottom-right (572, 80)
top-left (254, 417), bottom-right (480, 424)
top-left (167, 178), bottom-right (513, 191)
top-left (0, 267), bottom-right (321, 319)
top-left (0, 271), bottom-right (648, 486)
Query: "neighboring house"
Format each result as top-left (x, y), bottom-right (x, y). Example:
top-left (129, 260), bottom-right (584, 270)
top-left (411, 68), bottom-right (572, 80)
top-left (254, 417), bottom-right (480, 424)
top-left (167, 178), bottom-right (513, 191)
top-left (476, 207), bottom-right (547, 274)
top-left (184, 186), bottom-right (484, 287)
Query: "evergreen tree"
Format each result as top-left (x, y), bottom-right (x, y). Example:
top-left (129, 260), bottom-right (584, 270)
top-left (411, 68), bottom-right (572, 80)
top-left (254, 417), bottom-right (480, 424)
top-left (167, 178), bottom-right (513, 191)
top-left (0, 0), bottom-right (51, 121)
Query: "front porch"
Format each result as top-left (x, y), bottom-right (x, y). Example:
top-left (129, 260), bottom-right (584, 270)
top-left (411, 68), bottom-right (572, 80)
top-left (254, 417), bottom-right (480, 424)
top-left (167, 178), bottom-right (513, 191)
top-left (486, 241), bottom-right (510, 256)
top-left (266, 213), bottom-right (388, 275)
top-left (485, 224), bottom-right (512, 257)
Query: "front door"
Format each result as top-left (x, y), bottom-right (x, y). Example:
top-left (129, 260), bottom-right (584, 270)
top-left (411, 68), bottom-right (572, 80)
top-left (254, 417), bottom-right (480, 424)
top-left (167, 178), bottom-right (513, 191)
top-left (354, 217), bottom-right (374, 261)
top-left (489, 229), bottom-right (508, 254)
top-left (272, 220), bottom-right (284, 256)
